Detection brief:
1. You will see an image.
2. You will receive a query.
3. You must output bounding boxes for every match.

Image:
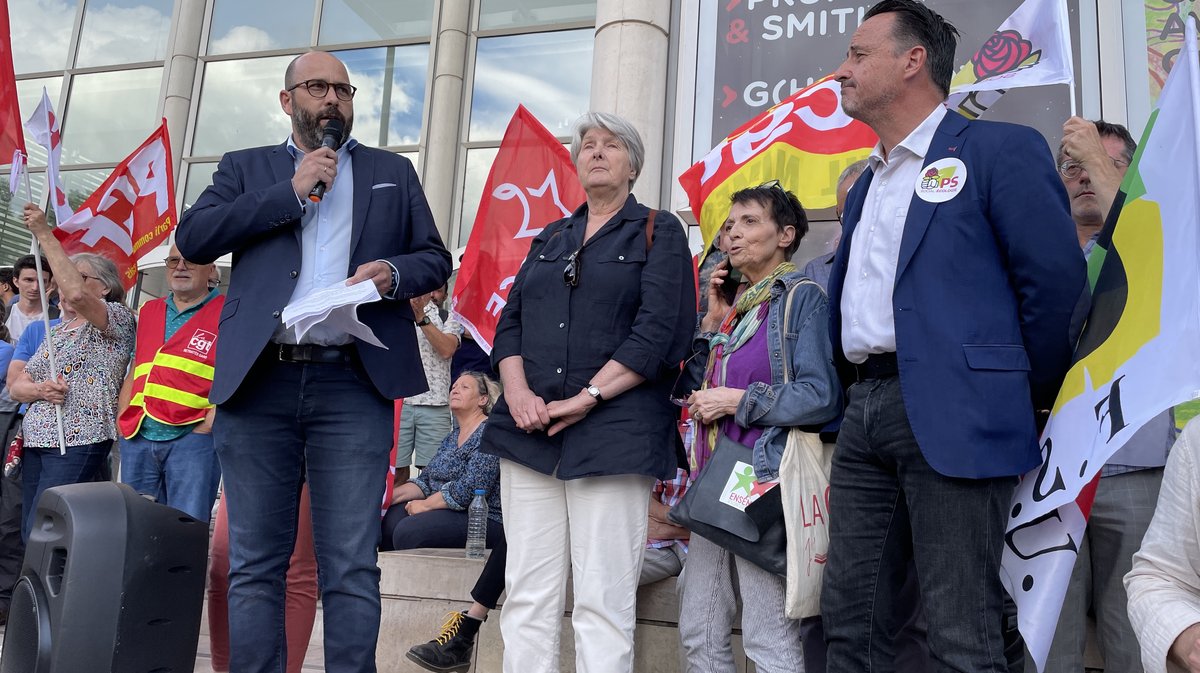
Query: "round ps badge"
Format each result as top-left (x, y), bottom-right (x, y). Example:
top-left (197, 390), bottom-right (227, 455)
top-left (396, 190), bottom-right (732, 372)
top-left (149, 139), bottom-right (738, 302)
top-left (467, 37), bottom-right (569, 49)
top-left (915, 157), bottom-right (967, 203)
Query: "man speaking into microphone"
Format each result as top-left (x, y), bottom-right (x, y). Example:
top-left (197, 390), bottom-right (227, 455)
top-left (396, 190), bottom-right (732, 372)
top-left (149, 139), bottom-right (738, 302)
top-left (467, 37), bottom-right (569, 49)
top-left (177, 51), bottom-right (450, 673)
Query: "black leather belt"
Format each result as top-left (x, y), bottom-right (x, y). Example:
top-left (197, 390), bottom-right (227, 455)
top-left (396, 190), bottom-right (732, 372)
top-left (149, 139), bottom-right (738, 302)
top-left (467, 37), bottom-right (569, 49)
top-left (273, 343), bottom-right (355, 364)
top-left (853, 352), bottom-right (899, 382)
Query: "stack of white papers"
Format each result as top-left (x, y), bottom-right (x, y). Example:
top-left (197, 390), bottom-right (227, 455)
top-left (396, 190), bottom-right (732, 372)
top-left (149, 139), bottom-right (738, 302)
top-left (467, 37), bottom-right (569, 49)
top-left (282, 279), bottom-right (388, 348)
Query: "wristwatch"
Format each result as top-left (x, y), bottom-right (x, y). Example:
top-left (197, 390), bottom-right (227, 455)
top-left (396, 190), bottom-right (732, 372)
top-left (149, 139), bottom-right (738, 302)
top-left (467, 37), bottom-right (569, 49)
top-left (416, 317), bottom-right (431, 327)
top-left (585, 385), bottom-right (603, 402)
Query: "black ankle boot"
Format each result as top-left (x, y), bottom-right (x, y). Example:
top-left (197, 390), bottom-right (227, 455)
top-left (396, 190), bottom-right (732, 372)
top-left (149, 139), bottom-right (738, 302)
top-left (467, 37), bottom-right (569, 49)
top-left (406, 611), bottom-right (483, 673)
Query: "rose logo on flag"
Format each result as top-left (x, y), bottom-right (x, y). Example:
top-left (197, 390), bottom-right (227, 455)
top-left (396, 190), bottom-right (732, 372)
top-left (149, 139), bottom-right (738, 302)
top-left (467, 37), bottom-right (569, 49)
top-left (972, 29), bottom-right (1041, 80)
top-left (948, 0), bottom-right (1073, 103)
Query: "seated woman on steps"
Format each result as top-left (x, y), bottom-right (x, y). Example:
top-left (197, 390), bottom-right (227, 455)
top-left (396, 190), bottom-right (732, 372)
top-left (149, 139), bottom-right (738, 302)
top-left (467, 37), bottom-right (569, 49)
top-left (381, 371), bottom-right (503, 553)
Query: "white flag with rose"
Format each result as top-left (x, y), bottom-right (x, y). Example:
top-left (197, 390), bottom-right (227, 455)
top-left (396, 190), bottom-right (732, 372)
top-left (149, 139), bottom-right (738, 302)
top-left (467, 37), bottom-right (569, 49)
top-left (946, 0), bottom-right (1074, 119)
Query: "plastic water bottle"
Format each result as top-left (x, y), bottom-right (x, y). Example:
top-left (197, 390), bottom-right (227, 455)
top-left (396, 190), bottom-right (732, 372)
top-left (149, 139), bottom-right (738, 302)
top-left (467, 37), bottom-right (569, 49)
top-left (466, 489), bottom-right (488, 559)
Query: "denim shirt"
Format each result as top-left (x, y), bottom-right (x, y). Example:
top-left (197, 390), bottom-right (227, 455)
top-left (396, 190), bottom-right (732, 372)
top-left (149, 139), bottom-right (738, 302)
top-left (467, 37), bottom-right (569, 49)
top-left (678, 272), bottom-right (841, 480)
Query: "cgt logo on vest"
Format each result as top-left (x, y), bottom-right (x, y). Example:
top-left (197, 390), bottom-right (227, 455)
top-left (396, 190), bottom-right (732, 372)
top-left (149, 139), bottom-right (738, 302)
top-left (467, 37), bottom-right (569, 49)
top-left (184, 329), bottom-right (217, 359)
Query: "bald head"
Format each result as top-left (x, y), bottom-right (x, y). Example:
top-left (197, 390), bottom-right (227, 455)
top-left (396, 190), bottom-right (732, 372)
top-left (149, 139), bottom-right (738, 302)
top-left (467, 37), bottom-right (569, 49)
top-left (280, 50), bottom-right (354, 152)
top-left (285, 51), bottom-right (347, 89)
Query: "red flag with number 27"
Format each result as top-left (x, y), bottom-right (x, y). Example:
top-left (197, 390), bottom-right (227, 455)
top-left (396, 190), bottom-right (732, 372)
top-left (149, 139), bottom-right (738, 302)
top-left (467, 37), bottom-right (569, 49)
top-left (451, 105), bottom-right (586, 353)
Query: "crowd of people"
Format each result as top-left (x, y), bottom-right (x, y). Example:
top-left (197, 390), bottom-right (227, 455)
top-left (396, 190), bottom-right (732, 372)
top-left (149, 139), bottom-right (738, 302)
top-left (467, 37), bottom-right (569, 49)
top-left (2, 1), bottom-right (1200, 673)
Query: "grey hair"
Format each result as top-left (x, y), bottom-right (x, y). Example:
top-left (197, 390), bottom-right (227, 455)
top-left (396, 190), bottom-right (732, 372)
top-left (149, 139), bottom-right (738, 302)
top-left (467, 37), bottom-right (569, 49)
top-left (838, 159), bottom-right (869, 190)
top-left (459, 370), bottom-right (501, 416)
top-left (209, 264), bottom-right (223, 288)
top-left (70, 253), bottom-right (124, 303)
top-left (569, 112), bottom-right (645, 189)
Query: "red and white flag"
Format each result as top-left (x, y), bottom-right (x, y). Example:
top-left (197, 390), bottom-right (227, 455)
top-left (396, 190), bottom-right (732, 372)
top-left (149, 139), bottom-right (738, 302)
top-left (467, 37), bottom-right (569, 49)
top-left (0, 0), bottom-right (25, 163)
top-left (450, 105), bottom-right (586, 353)
top-left (54, 120), bottom-right (176, 290)
top-left (679, 76), bottom-right (876, 254)
top-left (23, 87), bottom-right (72, 226)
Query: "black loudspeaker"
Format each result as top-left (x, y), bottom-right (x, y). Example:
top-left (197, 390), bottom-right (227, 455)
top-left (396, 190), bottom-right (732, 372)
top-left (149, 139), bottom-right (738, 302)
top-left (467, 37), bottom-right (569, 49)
top-left (0, 482), bottom-right (208, 673)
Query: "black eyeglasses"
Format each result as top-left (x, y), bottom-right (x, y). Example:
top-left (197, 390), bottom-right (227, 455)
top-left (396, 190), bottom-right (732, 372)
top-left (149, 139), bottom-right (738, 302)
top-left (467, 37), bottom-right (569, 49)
top-left (757, 179), bottom-right (785, 191)
top-left (563, 247), bottom-right (583, 287)
top-left (287, 79), bottom-right (357, 102)
top-left (164, 256), bottom-right (194, 269)
top-left (1058, 157), bottom-right (1128, 180)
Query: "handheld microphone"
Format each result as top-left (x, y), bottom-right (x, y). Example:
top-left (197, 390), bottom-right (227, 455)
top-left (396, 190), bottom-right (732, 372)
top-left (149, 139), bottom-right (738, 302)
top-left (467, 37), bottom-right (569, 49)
top-left (307, 118), bottom-right (345, 203)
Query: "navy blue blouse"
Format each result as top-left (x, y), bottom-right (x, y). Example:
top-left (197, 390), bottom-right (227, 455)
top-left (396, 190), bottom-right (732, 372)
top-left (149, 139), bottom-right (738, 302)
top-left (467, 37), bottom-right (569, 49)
top-left (412, 422), bottom-right (502, 523)
top-left (480, 195), bottom-right (697, 480)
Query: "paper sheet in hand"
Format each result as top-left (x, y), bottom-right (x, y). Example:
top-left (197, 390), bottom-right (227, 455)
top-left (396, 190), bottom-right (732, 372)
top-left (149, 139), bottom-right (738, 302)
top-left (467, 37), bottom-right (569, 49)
top-left (281, 280), bottom-right (388, 349)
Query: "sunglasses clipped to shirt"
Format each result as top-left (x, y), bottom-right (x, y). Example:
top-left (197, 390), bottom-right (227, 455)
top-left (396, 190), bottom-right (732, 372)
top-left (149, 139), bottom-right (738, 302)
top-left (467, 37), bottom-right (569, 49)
top-left (563, 246), bottom-right (583, 288)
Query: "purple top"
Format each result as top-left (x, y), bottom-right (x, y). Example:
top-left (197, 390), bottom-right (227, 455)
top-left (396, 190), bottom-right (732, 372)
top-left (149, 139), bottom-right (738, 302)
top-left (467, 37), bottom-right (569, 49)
top-left (712, 305), bottom-right (771, 449)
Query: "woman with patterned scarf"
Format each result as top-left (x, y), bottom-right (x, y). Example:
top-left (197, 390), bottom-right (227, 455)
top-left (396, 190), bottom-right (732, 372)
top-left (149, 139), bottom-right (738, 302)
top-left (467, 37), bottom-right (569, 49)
top-left (675, 182), bottom-right (841, 672)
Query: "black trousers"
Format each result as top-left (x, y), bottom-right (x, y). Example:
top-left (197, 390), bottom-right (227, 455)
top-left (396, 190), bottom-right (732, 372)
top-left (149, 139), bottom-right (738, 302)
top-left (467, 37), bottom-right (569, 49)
top-left (381, 505), bottom-right (507, 609)
top-left (0, 410), bottom-right (24, 612)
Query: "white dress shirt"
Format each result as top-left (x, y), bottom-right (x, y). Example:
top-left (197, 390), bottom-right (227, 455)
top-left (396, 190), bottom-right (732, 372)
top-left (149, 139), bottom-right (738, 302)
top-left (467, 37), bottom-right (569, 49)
top-left (277, 135), bottom-right (356, 345)
top-left (841, 105), bottom-right (947, 364)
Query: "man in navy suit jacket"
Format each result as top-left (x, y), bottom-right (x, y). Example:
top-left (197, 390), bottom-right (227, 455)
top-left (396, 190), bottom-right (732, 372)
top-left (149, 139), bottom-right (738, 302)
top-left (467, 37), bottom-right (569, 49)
top-left (177, 51), bottom-right (450, 673)
top-left (818, 2), bottom-right (1086, 671)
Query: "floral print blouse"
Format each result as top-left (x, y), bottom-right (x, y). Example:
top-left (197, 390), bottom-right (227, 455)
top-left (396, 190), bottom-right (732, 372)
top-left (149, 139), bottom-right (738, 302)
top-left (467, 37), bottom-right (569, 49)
top-left (23, 302), bottom-right (136, 448)
top-left (413, 421), bottom-right (501, 522)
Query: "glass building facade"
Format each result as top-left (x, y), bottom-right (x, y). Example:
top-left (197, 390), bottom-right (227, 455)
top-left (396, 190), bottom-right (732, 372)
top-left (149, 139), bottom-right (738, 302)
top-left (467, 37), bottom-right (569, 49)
top-left (0, 0), bottom-right (599, 299)
top-left (0, 0), bottom-right (1155, 301)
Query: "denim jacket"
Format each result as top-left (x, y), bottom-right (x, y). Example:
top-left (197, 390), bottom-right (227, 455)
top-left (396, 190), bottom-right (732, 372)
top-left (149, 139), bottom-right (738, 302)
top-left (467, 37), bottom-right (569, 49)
top-left (676, 271), bottom-right (841, 480)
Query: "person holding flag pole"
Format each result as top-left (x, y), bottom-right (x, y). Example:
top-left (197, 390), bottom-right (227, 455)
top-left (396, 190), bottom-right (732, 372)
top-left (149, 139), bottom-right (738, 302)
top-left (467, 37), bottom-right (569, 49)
top-left (7, 152), bottom-right (67, 455)
top-left (1015, 8), bottom-right (1200, 673)
top-left (10, 199), bottom-right (135, 543)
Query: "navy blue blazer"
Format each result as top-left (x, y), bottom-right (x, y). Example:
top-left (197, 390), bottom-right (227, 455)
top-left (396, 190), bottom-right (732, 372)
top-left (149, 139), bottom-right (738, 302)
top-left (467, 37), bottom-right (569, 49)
top-left (828, 111), bottom-right (1086, 479)
top-left (176, 142), bottom-right (452, 404)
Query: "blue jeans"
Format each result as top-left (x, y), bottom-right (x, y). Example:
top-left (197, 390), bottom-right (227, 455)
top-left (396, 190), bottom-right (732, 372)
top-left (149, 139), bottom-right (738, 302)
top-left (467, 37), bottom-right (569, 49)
top-left (21, 440), bottom-right (112, 542)
top-left (214, 355), bottom-right (392, 673)
top-left (821, 376), bottom-right (1016, 673)
top-left (121, 429), bottom-right (221, 522)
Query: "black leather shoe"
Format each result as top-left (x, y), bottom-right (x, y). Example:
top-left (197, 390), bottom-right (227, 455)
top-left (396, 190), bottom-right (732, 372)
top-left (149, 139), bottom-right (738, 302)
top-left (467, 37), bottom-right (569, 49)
top-left (406, 611), bottom-right (483, 673)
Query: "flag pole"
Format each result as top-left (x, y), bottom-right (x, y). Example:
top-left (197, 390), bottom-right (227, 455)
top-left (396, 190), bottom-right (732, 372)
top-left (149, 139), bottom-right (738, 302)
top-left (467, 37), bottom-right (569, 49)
top-left (1186, 15), bottom-right (1200, 162)
top-left (1064, 0), bottom-right (1077, 118)
top-left (21, 162), bottom-right (68, 455)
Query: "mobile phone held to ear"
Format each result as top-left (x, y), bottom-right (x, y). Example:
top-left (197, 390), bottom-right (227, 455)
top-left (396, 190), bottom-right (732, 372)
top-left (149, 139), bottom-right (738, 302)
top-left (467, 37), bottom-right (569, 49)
top-left (720, 260), bottom-right (743, 305)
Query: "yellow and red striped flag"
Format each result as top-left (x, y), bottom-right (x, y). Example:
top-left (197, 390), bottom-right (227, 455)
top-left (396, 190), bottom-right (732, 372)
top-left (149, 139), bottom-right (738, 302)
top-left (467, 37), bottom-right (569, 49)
top-left (679, 76), bottom-right (876, 254)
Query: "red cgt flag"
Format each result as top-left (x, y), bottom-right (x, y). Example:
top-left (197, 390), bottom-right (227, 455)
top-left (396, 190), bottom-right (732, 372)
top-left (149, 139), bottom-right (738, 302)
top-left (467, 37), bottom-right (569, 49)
top-left (54, 120), bottom-right (176, 290)
top-left (0, 0), bottom-right (26, 162)
top-left (451, 105), bottom-right (585, 353)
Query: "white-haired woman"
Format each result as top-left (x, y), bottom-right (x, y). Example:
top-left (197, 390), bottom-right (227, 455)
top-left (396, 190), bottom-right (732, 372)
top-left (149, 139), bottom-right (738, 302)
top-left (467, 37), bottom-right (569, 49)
top-left (478, 112), bottom-right (697, 672)
top-left (13, 204), bottom-right (135, 540)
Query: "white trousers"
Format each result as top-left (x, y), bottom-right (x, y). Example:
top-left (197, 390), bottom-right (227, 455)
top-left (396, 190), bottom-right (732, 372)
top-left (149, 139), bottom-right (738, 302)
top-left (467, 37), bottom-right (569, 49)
top-left (499, 459), bottom-right (653, 673)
